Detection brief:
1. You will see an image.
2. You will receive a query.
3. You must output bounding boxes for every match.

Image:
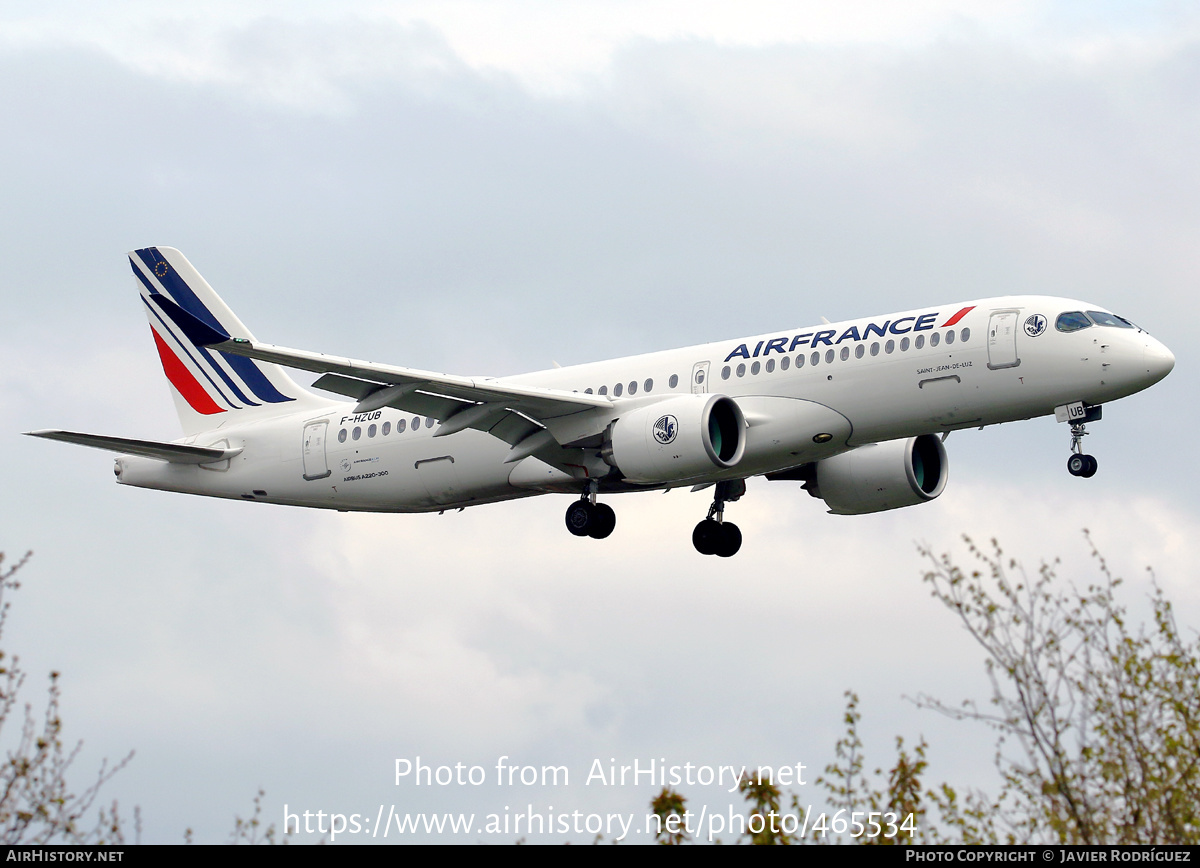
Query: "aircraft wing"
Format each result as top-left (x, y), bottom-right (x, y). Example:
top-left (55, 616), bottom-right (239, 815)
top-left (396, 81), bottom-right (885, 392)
top-left (25, 430), bottom-right (243, 464)
top-left (149, 293), bottom-right (613, 455)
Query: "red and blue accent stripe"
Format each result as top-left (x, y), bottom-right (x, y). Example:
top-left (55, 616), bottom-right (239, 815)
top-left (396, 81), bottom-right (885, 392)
top-left (131, 247), bottom-right (294, 415)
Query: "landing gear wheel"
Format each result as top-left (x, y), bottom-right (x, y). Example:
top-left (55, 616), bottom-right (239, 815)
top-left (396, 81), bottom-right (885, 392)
top-left (693, 520), bottom-right (742, 556)
top-left (1067, 454), bottom-right (1098, 478)
top-left (693, 480), bottom-right (748, 556)
top-left (565, 500), bottom-right (595, 536)
top-left (692, 519), bottom-right (721, 555)
top-left (588, 503), bottom-right (616, 539)
top-left (714, 522), bottom-right (742, 558)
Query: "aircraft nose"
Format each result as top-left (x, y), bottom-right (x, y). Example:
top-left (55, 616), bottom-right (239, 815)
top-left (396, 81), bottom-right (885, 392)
top-left (1143, 339), bottom-right (1175, 384)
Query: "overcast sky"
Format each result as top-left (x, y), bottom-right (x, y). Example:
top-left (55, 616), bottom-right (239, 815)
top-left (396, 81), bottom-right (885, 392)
top-left (2, 0), bottom-right (1198, 844)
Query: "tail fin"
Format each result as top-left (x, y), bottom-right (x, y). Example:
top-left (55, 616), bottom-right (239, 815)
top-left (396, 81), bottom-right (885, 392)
top-left (131, 246), bottom-right (321, 435)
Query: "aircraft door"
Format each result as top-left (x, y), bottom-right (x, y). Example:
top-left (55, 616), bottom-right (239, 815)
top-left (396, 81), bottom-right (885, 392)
top-left (987, 310), bottom-right (1021, 370)
top-left (691, 361), bottom-right (710, 394)
top-left (302, 420), bottom-right (331, 480)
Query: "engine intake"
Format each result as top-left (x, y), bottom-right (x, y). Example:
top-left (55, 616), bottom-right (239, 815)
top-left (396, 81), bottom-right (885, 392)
top-left (814, 434), bottom-right (948, 515)
top-left (602, 394), bottom-right (745, 483)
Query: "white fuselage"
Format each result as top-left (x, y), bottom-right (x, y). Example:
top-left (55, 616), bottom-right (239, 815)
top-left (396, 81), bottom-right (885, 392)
top-left (115, 295), bottom-right (1174, 512)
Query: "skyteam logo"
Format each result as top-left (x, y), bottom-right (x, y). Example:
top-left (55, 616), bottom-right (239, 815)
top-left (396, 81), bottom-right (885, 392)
top-left (653, 414), bottom-right (678, 445)
top-left (1024, 314), bottom-right (1047, 337)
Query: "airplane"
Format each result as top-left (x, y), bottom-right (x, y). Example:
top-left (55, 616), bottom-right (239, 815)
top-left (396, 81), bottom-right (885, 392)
top-left (28, 247), bottom-right (1175, 558)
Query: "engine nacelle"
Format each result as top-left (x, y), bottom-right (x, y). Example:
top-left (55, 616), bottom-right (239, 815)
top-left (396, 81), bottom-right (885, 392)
top-left (814, 434), bottom-right (948, 515)
top-left (602, 394), bottom-right (746, 484)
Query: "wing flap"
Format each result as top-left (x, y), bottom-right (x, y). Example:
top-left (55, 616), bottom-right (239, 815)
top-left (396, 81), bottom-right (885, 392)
top-left (313, 372), bottom-right (546, 447)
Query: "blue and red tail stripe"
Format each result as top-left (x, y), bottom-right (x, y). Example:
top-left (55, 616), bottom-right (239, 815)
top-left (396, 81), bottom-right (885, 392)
top-left (131, 248), bottom-right (294, 406)
top-left (141, 295), bottom-right (240, 411)
top-left (149, 328), bottom-right (226, 416)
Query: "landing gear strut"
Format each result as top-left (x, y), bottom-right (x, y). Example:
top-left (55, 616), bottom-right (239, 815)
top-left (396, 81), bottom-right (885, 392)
top-left (564, 482), bottom-right (616, 539)
top-left (1066, 420), bottom-right (1098, 478)
top-left (693, 480), bottom-right (745, 558)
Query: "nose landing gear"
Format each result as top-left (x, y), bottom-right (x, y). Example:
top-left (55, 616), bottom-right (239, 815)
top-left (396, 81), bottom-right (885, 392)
top-left (1056, 402), bottom-right (1102, 478)
top-left (1066, 420), bottom-right (1098, 478)
top-left (693, 480), bottom-right (745, 558)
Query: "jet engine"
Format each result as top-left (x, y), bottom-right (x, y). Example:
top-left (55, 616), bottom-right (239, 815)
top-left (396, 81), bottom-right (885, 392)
top-left (602, 394), bottom-right (745, 484)
top-left (813, 434), bottom-right (948, 515)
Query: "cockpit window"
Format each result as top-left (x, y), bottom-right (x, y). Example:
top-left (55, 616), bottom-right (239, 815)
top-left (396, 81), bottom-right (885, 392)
top-left (1056, 311), bottom-right (1092, 332)
top-left (1087, 310), bottom-right (1134, 328)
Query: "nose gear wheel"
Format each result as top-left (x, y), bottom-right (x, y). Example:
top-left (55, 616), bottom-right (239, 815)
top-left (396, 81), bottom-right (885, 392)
top-left (1067, 421), bottom-right (1098, 478)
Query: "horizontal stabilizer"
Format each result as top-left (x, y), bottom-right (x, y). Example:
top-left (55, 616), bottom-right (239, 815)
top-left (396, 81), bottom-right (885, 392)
top-left (25, 430), bottom-right (242, 464)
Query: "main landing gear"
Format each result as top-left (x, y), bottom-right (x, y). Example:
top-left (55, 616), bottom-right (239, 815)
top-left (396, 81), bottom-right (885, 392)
top-left (564, 483), bottom-right (616, 539)
top-left (693, 480), bottom-right (745, 558)
top-left (1066, 420), bottom-right (1098, 478)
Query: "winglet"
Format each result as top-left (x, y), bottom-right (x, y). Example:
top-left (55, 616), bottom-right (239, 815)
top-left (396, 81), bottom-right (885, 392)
top-left (150, 293), bottom-right (232, 347)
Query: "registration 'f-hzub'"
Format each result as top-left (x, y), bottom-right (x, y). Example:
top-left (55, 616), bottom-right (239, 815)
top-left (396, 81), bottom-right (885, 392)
top-left (29, 247), bottom-right (1175, 557)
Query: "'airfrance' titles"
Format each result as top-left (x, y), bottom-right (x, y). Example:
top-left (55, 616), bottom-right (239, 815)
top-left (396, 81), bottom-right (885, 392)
top-left (723, 307), bottom-right (975, 364)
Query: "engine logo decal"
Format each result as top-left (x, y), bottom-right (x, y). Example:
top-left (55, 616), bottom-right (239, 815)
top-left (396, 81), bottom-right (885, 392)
top-left (653, 414), bottom-right (678, 445)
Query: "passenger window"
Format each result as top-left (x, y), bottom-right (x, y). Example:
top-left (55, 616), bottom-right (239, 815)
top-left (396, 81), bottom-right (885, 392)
top-left (839, 347), bottom-right (849, 361)
top-left (397, 418), bottom-right (407, 433)
top-left (900, 337), bottom-right (910, 351)
top-left (644, 379), bottom-right (653, 392)
top-left (765, 359), bottom-right (775, 373)
top-left (613, 383), bottom-right (623, 396)
top-left (944, 330), bottom-right (954, 345)
top-left (1056, 312), bottom-right (1092, 333)
top-left (751, 361), bottom-right (760, 375)
top-left (722, 366), bottom-right (731, 380)
top-left (930, 332), bottom-right (940, 347)
top-left (885, 339), bottom-right (895, 354)
top-left (353, 426), bottom-right (361, 441)
top-left (736, 363), bottom-right (746, 377)
top-left (669, 374), bottom-right (679, 389)
top-left (628, 380), bottom-right (637, 395)
top-left (825, 349), bottom-right (835, 364)
top-left (598, 386), bottom-right (607, 395)
top-left (781, 356), bottom-right (790, 371)
top-left (585, 387), bottom-right (593, 394)
top-left (338, 429), bottom-right (347, 443)
top-left (368, 424), bottom-right (377, 438)
top-left (411, 416), bottom-right (421, 430)
top-left (810, 352), bottom-right (820, 367)
top-left (382, 421), bottom-right (391, 436)
top-left (855, 344), bottom-right (865, 359)
top-left (960, 327), bottom-right (970, 342)
top-left (426, 417), bottom-right (435, 428)
top-left (870, 342), bottom-right (880, 356)
top-left (915, 335), bottom-right (925, 349)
